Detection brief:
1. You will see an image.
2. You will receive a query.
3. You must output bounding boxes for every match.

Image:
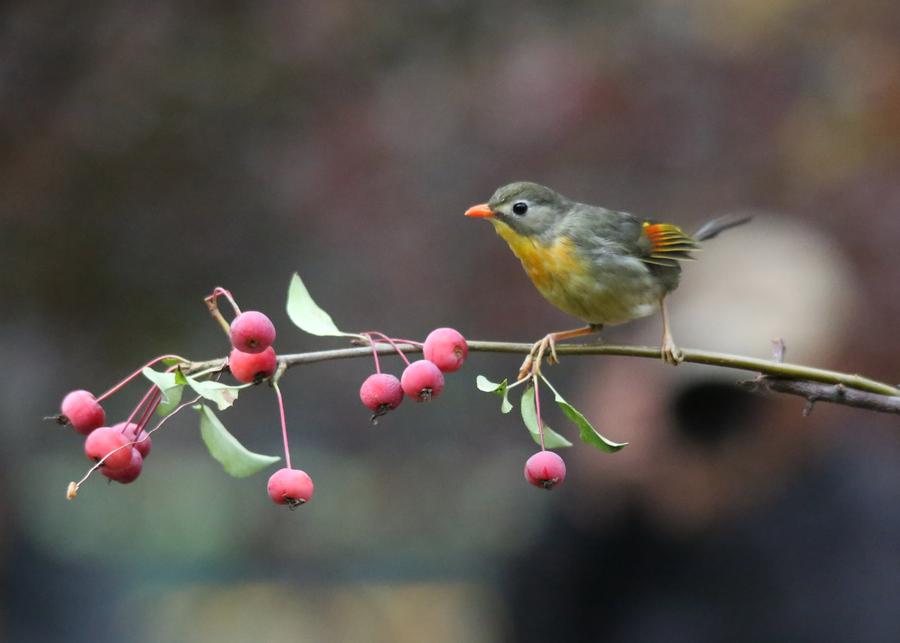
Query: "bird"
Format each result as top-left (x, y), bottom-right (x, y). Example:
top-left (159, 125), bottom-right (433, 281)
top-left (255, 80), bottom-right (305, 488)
top-left (465, 181), bottom-right (750, 379)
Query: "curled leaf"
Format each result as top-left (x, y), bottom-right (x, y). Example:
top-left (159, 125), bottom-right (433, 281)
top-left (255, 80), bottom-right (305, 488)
top-left (185, 376), bottom-right (242, 411)
top-left (551, 390), bottom-right (627, 453)
top-left (476, 375), bottom-right (513, 414)
top-left (195, 404), bottom-right (280, 477)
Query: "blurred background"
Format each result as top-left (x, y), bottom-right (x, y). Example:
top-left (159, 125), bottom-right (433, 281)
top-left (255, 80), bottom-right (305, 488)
top-left (2, 1), bottom-right (899, 641)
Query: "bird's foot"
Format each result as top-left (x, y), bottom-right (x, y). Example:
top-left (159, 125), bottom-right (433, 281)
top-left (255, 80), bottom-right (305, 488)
top-left (517, 326), bottom-right (601, 380)
top-left (545, 335), bottom-right (560, 365)
top-left (661, 335), bottom-right (684, 366)
top-left (517, 342), bottom-right (540, 380)
top-left (517, 334), bottom-right (558, 380)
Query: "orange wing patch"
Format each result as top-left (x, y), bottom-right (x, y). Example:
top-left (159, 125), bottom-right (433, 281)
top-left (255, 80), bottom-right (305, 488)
top-left (641, 222), bottom-right (700, 267)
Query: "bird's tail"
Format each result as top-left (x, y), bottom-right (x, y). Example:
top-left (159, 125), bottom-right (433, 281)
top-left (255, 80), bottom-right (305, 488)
top-left (694, 213), bottom-right (752, 242)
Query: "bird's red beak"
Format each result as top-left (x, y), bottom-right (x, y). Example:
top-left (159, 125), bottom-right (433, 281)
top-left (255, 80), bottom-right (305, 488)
top-left (464, 203), bottom-right (493, 218)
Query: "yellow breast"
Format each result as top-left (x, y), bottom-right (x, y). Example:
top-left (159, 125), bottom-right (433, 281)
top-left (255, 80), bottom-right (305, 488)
top-left (493, 223), bottom-right (583, 298)
top-left (491, 221), bottom-right (660, 324)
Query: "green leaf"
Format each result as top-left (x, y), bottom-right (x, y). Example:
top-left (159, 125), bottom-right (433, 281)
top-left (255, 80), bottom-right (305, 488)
top-left (475, 374), bottom-right (499, 392)
top-left (174, 368), bottom-right (189, 386)
top-left (161, 357), bottom-right (185, 367)
top-left (286, 272), bottom-right (351, 337)
top-left (476, 375), bottom-right (513, 414)
top-left (156, 384), bottom-right (184, 417)
top-left (551, 390), bottom-right (627, 453)
top-left (185, 376), bottom-right (241, 411)
top-left (142, 367), bottom-right (186, 416)
top-left (520, 386), bottom-right (572, 449)
top-left (195, 404), bottom-right (280, 477)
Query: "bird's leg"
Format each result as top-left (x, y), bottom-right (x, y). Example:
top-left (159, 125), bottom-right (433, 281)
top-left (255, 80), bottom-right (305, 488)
top-left (545, 324), bottom-right (604, 365)
top-left (659, 297), bottom-right (683, 365)
top-left (517, 324), bottom-right (601, 380)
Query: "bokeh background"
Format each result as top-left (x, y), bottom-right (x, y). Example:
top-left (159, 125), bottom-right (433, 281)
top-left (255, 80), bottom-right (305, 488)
top-left (2, 1), bottom-right (899, 641)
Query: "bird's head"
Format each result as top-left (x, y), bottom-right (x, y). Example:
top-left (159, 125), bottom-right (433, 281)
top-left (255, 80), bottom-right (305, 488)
top-left (465, 182), bottom-right (568, 240)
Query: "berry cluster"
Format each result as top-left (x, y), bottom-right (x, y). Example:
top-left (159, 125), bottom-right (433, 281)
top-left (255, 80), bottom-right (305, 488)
top-left (61, 390), bottom-right (151, 483)
top-left (358, 328), bottom-right (468, 421)
top-left (229, 312), bottom-right (278, 384)
top-left (56, 369), bottom-right (162, 491)
top-left (208, 288), bottom-right (314, 508)
top-left (52, 273), bottom-right (623, 511)
top-left (206, 287), bottom-right (281, 385)
top-left (53, 287), bottom-right (318, 509)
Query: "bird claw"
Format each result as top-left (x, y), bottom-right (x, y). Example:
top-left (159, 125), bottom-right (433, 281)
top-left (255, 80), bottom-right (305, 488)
top-left (661, 338), bottom-right (683, 366)
top-left (546, 337), bottom-right (559, 365)
top-left (517, 356), bottom-right (534, 381)
top-left (518, 334), bottom-right (560, 379)
top-left (517, 346), bottom-right (541, 380)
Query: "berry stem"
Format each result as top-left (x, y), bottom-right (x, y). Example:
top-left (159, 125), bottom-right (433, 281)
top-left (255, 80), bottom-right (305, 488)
top-left (211, 287), bottom-right (242, 315)
top-left (361, 331), bottom-right (412, 366)
top-left (96, 354), bottom-right (187, 402)
top-left (120, 384), bottom-right (160, 430)
top-left (531, 373), bottom-right (546, 451)
top-left (365, 333), bottom-right (382, 374)
top-left (272, 382), bottom-right (292, 470)
top-left (204, 287), bottom-right (240, 339)
top-left (186, 364), bottom-right (227, 379)
top-left (145, 394), bottom-right (202, 437)
top-left (129, 387), bottom-right (162, 434)
top-left (507, 374), bottom-right (531, 391)
top-left (384, 338), bottom-right (424, 347)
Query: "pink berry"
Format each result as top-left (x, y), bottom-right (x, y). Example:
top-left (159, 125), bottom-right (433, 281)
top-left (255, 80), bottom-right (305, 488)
top-left (113, 421), bottom-right (152, 458)
top-left (423, 327), bottom-right (468, 373)
top-left (84, 426), bottom-right (133, 469)
top-left (267, 467), bottom-right (314, 508)
top-left (524, 451), bottom-right (566, 490)
top-left (230, 311), bottom-right (276, 354)
top-left (359, 373), bottom-right (404, 419)
top-left (400, 359), bottom-right (445, 402)
top-left (60, 390), bottom-right (106, 435)
top-left (102, 448), bottom-right (143, 484)
top-left (229, 346), bottom-right (277, 383)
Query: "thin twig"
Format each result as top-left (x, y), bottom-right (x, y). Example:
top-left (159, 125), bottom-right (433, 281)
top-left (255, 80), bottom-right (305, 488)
top-left (184, 340), bottom-right (900, 415)
top-left (204, 288), bottom-right (237, 338)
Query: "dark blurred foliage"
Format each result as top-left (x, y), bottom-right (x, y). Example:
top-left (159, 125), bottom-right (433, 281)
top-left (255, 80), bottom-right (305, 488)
top-left (1, 1), bottom-right (898, 641)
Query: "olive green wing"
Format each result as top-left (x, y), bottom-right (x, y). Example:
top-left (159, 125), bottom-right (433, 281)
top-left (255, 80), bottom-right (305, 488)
top-left (560, 206), bottom-right (698, 270)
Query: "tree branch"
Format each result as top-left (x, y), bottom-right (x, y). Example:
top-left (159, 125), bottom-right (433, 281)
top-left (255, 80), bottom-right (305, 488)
top-left (741, 378), bottom-right (900, 416)
top-left (186, 340), bottom-right (900, 415)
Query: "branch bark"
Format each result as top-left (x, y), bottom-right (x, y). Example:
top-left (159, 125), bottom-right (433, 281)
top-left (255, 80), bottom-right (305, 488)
top-left (741, 378), bottom-right (900, 415)
top-left (186, 340), bottom-right (900, 415)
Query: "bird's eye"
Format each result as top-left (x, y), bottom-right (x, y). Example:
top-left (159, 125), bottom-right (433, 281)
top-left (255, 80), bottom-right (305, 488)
top-left (512, 201), bottom-right (528, 215)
